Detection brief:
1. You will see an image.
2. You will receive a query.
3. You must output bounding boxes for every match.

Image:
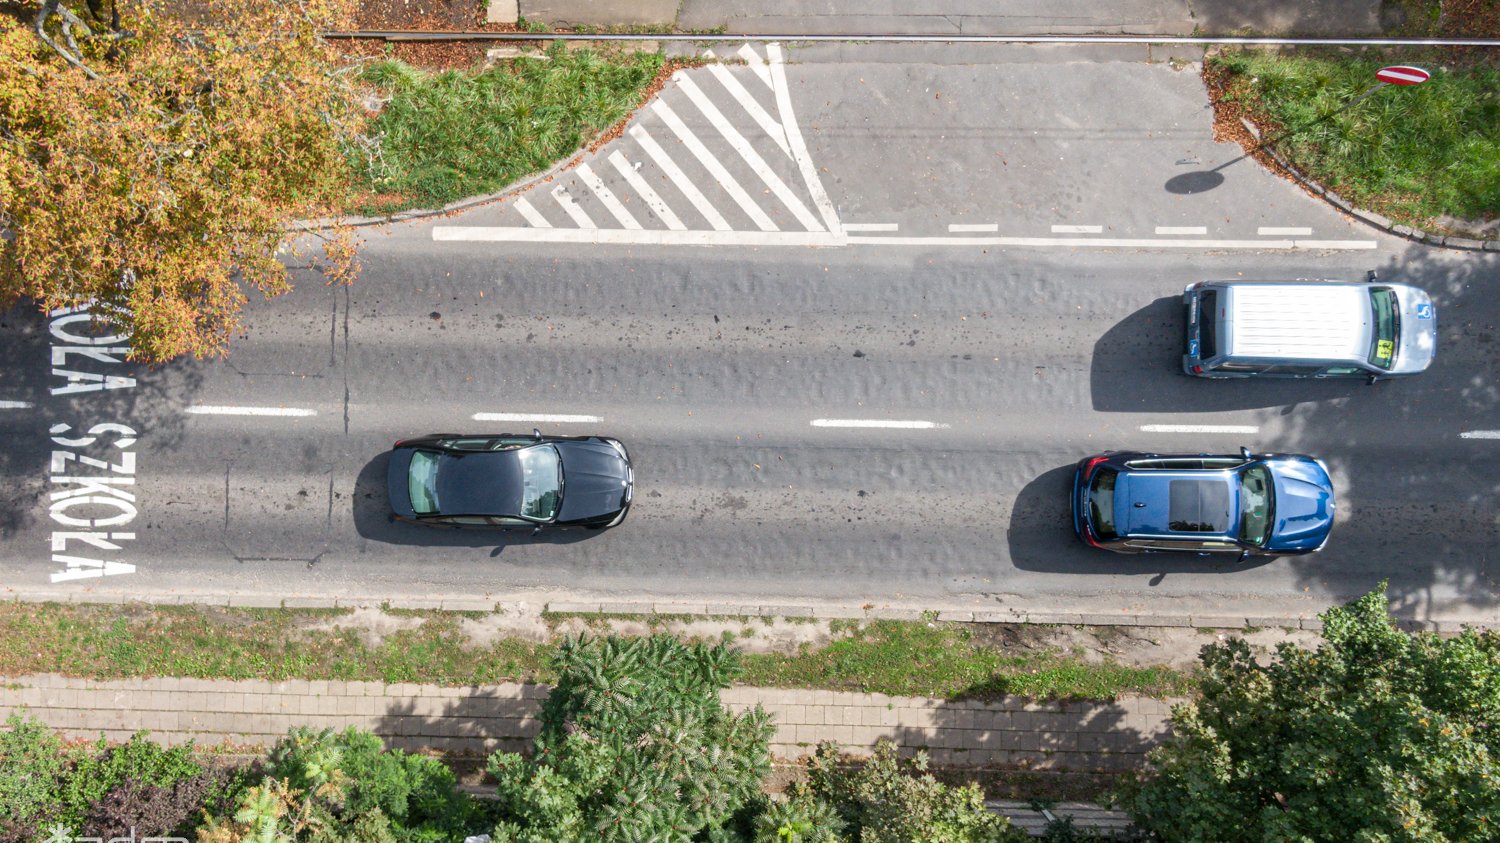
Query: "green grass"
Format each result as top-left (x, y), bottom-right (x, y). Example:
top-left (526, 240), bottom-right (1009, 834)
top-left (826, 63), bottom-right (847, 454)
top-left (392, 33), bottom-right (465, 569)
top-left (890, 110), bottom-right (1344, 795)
top-left (348, 44), bottom-right (664, 215)
top-left (1210, 50), bottom-right (1499, 232)
top-left (0, 604), bottom-right (1193, 701)
top-left (739, 621), bottom-right (1195, 701)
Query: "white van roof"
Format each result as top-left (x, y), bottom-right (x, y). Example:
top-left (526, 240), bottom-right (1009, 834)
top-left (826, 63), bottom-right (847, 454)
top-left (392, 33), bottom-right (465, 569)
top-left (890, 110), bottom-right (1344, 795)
top-left (1224, 283), bottom-right (1371, 362)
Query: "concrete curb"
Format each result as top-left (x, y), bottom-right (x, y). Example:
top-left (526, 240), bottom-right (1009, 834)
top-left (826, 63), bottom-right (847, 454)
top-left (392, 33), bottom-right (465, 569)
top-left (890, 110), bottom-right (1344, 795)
top-left (4, 589), bottom-right (1492, 634)
top-left (1239, 117), bottom-right (1498, 252)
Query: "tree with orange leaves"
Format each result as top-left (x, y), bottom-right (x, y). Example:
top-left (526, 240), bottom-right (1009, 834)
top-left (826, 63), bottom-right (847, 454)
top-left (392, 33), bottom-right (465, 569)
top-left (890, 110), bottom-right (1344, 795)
top-left (0, 0), bottom-right (361, 361)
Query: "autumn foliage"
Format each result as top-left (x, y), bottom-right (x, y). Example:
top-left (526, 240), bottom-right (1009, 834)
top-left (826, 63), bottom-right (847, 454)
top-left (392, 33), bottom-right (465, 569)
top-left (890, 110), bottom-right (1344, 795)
top-left (0, 0), bottom-right (362, 361)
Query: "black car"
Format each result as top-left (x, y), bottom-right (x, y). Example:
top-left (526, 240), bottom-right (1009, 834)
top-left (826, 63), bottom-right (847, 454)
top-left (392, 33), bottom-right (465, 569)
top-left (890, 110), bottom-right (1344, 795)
top-left (387, 431), bottom-right (633, 530)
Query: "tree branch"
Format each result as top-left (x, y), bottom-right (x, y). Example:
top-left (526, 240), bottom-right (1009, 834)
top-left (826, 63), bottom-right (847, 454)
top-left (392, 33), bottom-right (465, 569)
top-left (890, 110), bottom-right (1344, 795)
top-left (34, 0), bottom-right (100, 80)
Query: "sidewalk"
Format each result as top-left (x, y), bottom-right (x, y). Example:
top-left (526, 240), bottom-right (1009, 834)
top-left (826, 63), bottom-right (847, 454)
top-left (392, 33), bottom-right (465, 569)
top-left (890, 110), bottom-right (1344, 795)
top-left (1, 674), bottom-right (1175, 773)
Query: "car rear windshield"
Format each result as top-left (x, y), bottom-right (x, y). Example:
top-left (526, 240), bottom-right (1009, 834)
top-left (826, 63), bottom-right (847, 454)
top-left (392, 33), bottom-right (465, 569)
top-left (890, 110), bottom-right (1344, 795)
top-left (1237, 464), bottom-right (1274, 546)
top-left (1198, 290), bottom-right (1218, 359)
top-left (1089, 468), bottom-right (1118, 540)
top-left (408, 450), bottom-right (441, 515)
top-left (1367, 287), bottom-right (1400, 369)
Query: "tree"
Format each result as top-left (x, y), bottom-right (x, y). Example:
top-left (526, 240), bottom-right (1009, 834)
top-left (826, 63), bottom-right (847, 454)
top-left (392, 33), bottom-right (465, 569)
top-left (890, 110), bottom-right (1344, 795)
top-left (1127, 584), bottom-right (1500, 842)
top-left (487, 634), bottom-right (777, 842)
top-left (0, 0), bottom-right (361, 362)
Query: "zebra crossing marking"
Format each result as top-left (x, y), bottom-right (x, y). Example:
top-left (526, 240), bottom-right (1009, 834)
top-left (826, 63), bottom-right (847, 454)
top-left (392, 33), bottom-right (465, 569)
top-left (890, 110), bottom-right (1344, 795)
top-left (629, 125), bottom-right (732, 231)
top-left (513, 197), bottom-right (551, 228)
top-left (550, 185), bottom-right (597, 229)
top-left (577, 163), bottom-right (643, 230)
top-left (653, 100), bottom-right (778, 232)
top-left (737, 44), bottom-right (774, 89)
top-left (705, 62), bottom-right (790, 157)
top-left (675, 75), bottom-right (822, 232)
top-left (608, 151), bottom-right (686, 230)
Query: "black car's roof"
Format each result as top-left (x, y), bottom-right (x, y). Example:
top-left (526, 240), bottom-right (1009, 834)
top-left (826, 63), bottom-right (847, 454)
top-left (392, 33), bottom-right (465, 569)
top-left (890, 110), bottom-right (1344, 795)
top-left (434, 450), bottom-right (525, 517)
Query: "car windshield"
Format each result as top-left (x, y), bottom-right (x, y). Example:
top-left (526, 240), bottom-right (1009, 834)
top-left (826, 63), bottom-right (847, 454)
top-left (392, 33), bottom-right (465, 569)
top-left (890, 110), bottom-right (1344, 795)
top-left (1089, 468), bottom-right (1118, 540)
top-left (1367, 287), bottom-right (1400, 369)
top-left (518, 444), bottom-right (562, 520)
top-left (408, 450), bottom-right (441, 515)
top-left (1237, 464), bottom-right (1274, 546)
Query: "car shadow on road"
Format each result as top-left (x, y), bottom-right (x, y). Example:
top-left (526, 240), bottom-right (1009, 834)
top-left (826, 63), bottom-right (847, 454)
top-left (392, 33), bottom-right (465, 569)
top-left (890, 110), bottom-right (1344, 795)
top-left (350, 452), bottom-right (602, 553)
top-left (1005, 463), bottom-right (1274, 577)
top-left (1089, 295), bottom-right (1360, 413)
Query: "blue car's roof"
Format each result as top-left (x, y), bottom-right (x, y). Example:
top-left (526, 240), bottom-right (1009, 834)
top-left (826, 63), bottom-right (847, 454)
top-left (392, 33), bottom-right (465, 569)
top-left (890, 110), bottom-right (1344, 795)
top-left (1116, 472), bottom-right (1239, 540)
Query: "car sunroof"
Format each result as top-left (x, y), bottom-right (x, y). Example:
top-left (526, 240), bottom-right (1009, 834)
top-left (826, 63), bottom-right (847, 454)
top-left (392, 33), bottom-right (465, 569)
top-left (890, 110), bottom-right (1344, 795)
top-left (1167, 479), bottom-right (1230, 532)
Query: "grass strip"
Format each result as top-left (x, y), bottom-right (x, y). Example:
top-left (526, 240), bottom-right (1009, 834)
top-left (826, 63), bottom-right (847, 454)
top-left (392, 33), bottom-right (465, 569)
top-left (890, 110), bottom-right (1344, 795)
top-left (0, 603), bottom-right (1192, 701)
top-left (1209, 50), bottom-right (1498, 233)
top-left (346, 44), bottom-right (664, 215)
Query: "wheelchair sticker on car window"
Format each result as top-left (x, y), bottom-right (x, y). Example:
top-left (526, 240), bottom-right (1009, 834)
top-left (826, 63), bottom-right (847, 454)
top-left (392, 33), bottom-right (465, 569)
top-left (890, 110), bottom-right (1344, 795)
top-left (1415, 302), bottom-right (1433, 319)
top-left (1376, 339), bottom-right (1395, 358)
top-left (1188, 339), bottom-right (1199, 356)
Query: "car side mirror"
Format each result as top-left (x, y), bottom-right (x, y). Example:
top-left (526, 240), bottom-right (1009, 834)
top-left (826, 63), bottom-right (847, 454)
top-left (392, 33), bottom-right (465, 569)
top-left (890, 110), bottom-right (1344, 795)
top-left (533, 428), bottom-right (543, 440)
top-left (531, 525), bottom-right (542, 537)
top-left (1366, 270), bottom-right (1378, 283)
top-left (1240, 446), bottom-right (1253, 460)
top-left (1238, 549), bottom-right (1252, 562)
top-left (1366, 374), bottom-right (1379, 386)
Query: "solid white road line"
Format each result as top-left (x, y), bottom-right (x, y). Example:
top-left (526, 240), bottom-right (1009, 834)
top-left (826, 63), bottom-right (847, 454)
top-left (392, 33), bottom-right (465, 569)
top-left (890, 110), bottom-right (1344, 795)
top-left (737, 44), bottom-right (774, 89)
top-left (948, 223), bottom-right (999, 233)
top-left (811, 418), bottom-right (949, 429)
top-left (766, 43), bottom-right (844, 235)
top-left (629, 126), bottom-right (731, 231)
top-left (1140, 424), bottom-right (1259, 434)
top-left (842, 223), bottom-right (899, 232)
top-left (676, 75), bottom-right (823, 232)
top-left (848, 236), bottom-right (1377, 250)
top-left (550, 185), bottom-right (597, 229)
top-left (706, 62), bottom-right (790, 157)
top-left (513, 196), bottom-right (551, 228)
top-left (1259, 226), bottom-right (1314, 236)
top-left (473, 413), bottom-right (604, 424)
top-left (433, 226), bottom-right (842, 246)
top-left (608, 151), bottom-right (686, 230)
top-left (0, 400), bottom-right (32, 409)
top-left (1460, 431), bottom-right (1500, 439)
top-left (653, 100), bottom-right (778, 231)
top-left (186, 405), bottom-right (317, 417)
top-left (1156, 226), bottom-right (1207, 235)
top-left (1052, 224), bottom-right (1103, 233)
top-left (577, 163), bottom-right (642, 230)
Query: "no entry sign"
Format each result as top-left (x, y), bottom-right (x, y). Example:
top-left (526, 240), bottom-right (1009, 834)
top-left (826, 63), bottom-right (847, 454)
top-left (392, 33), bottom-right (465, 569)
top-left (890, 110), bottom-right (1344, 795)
top-left (1376, 65), bottom-right (1431, 85)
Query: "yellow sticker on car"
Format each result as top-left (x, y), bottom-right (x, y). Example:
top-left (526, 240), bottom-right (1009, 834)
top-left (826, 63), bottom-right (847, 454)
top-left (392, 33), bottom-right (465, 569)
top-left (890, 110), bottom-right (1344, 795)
top-left (1376, 339), bottom-right (1395, 359)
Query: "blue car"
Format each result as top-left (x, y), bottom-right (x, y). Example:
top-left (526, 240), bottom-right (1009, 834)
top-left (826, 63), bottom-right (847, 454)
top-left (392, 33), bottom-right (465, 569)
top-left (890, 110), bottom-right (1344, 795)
top-left (1071, 448), bottom-right (1335, 557)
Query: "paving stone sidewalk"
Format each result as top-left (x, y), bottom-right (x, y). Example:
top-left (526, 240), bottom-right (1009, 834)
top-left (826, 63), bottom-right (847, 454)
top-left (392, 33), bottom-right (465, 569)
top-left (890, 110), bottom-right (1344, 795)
top-left (1, 674), bottom-right (1176, 771)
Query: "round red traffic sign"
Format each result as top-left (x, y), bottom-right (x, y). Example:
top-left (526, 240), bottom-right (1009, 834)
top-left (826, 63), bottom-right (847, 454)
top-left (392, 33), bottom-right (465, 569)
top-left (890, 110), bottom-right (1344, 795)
top-left (1376, 65), bottom-right (1430, 85)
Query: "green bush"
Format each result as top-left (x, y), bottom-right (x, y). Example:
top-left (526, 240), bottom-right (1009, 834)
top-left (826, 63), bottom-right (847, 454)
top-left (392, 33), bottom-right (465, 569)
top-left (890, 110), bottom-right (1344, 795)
top-left (799, 740), bottom-right (1024, 843)
top-left (265, 727), bottom-right (480, 842)
top-left (487, 634), bottom-right (775, 842)
top-left (0, 715), bottom-right (70, 842)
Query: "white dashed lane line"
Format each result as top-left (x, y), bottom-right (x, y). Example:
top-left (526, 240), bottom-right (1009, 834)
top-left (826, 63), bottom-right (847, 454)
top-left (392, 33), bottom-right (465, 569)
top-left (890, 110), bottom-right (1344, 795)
top-left (1140, 424), bottom-right (1260, 434)
top-left (186, 405), bottom-right (317, 417)
top-left (811, 418), bottom-right (950, 429)
top-left (1460, 431), bottom-right (1500, 440)
top-left (0, 400), bottom-right (33, 409)
top-left (1259, 226), bottom-right (1313, 236)
top-left (473, 413), bottom-right (605, 424)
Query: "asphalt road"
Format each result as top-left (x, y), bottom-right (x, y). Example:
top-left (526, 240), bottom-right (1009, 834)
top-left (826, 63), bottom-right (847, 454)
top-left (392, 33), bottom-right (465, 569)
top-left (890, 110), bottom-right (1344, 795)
top-left (1, 46), bottom-right (1496, 624)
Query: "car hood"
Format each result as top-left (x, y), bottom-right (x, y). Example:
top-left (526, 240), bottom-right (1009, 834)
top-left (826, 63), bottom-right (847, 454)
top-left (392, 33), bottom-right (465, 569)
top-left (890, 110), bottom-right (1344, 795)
top-left (1391, 284), bottom-right (1437, 375)
top-left (557, 440), bottom-right (631, 521)
top-left (1265, 459), bottom-right (1336, 552)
